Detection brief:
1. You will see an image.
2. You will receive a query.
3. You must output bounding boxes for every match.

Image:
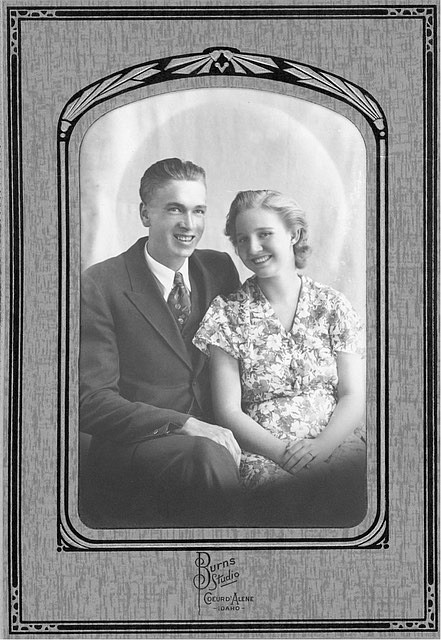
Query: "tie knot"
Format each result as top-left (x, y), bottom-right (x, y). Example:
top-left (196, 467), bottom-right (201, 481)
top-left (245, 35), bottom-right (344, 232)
top-left (174, 271), bottom-right (184, 286)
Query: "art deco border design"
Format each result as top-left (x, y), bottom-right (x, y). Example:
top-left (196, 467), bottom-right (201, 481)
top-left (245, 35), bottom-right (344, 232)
top-left (58, 47), bottom-right (386, 137)
top-left (6, 4), bottom-right (438, 635)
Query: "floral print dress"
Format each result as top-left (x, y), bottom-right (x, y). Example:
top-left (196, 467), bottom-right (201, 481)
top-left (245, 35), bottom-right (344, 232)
top-left (193, 275), bottom-right (366, 488)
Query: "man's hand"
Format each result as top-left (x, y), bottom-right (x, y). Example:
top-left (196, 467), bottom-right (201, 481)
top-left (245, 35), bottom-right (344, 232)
top-left (178, 417), bottom-right (241, 467)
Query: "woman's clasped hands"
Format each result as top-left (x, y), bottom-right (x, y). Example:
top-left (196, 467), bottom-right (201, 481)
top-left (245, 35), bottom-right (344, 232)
top-left (278, 436), bottom-right (337, 475)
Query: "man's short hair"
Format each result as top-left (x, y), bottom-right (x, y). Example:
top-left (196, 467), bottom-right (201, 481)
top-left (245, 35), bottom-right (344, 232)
top-left (139, 158), bottom-right (206, 205)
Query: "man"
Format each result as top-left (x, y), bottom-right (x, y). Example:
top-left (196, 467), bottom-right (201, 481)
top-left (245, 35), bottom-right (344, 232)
top-left (79, 158), bottom-right (241, 526)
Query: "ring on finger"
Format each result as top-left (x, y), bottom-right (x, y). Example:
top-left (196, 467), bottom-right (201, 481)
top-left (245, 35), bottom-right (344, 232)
top-left (305, 452), bottom-right (315, 469)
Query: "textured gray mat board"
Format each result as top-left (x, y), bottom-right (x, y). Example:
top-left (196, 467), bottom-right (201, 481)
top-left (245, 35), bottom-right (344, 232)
top-left (2, 1), bottom-right (438, 637)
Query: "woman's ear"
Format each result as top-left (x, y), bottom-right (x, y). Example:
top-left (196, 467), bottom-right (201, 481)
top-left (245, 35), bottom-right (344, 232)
top-left (291, 229), bottom-right (301, 245)
top-left (139, 202), bottom-right (150, 227)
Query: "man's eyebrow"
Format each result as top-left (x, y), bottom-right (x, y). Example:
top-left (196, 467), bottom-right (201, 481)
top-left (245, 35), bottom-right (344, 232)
top-left (164, 201), bottom-right (207, 208)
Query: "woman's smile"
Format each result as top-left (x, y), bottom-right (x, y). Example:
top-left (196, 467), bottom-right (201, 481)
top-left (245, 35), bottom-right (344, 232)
top-left (251, 254), bottom-right (272, 265)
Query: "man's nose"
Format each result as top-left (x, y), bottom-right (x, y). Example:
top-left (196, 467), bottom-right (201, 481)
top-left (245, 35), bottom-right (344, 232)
top-left (179, 211), bottom-right (194, 228)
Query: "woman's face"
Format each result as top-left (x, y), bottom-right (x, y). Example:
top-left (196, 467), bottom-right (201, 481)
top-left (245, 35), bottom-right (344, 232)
top-left (235, 207), bottom-right (296, 278)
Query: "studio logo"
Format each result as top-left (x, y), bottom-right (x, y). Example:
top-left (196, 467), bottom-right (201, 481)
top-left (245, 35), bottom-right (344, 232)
top-left (192, 551), bottom-right (254, 614)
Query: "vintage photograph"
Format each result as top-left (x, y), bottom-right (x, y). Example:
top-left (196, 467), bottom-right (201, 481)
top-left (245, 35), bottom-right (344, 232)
top-left (78, 87), bottom-right (368, 529)
top-left (3, 3), bottom-right (437, 635)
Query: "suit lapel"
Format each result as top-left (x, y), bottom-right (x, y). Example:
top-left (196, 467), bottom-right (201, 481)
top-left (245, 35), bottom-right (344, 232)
top-left (123, 239), bottom-right (192, 369)
top-left (189, 251), bottom-right (214, 312)
top-left (189, 252), bottom-right (215, 378)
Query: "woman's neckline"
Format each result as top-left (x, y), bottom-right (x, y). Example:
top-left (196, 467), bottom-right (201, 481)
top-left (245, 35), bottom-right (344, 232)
top-left (252, 274), bottom-right (305, 333)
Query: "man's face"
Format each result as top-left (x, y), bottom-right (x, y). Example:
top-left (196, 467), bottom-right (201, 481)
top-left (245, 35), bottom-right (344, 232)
top-left (140, 179), bottom-right (207, 270)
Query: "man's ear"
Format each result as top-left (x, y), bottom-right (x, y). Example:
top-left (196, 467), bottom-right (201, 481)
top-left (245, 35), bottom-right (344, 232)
top-left (139, 202), bottom-right (150, 228)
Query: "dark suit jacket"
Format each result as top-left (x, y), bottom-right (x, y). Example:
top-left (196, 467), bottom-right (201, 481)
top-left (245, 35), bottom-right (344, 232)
top-left (79, 237), bottom-right (240, 447)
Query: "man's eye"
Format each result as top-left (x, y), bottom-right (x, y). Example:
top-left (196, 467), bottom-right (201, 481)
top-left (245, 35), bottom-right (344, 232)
top-left (260, 232), bottom-right (271, 238)
top-left (237, 237), bottom-right (246, 244)
top-left (194, 209), bottom-right (206, 215)
top-left (168, 207), bottom-right (181, 213)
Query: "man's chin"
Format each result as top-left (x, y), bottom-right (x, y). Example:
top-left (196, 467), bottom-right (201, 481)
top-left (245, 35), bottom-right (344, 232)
top-left (173, 240), bottom-right (199, 255)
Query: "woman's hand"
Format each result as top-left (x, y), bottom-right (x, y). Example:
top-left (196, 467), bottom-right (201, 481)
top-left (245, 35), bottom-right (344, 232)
top-left (279, 436), bottom-right (337, 475)
top-left (279, 352), bottom-right (365, 476)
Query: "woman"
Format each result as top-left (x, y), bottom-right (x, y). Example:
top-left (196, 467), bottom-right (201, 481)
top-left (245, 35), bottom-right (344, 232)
top-left (193, 190), bottom-right (366, 522)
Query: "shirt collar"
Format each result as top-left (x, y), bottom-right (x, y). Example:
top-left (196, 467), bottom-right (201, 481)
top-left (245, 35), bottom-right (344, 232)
top-left (144, 240), bottom-right (191, 300)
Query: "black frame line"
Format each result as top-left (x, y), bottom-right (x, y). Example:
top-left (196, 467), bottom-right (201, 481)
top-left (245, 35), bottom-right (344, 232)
top-left (3, 4), bottom-right (437, 18)
top-left (6, 4), bottom-right (438, 635)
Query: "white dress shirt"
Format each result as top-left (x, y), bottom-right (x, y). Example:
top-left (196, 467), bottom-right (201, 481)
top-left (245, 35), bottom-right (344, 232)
top-left (144, 241), bottom-right (191, 301)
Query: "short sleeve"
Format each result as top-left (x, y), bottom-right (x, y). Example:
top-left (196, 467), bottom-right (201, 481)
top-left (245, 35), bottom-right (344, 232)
top-left (328, 292), bottom-right (365, 357)
top-left (193, 294), bottom-right (246, 360)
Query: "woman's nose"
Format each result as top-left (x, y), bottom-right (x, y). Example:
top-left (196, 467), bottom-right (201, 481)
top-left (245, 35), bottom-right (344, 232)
top-left (249, 237), bottom-right (262, 254)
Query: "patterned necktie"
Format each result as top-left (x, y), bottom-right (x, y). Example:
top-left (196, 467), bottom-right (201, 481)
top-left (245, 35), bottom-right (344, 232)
top-left (167, 271), bottom-right (191, 329)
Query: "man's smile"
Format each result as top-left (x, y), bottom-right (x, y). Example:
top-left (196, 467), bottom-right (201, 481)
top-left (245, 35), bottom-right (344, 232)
top-left (174, 233), bottom-right (195, 243)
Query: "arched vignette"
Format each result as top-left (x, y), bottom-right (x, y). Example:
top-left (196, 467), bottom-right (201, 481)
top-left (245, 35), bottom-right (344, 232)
top-left (57, 47), bottom-right (388, 550)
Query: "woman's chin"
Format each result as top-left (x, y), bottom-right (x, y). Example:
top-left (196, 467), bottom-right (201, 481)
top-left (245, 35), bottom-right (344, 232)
top-left (246, 261), bottom-right (273, 276)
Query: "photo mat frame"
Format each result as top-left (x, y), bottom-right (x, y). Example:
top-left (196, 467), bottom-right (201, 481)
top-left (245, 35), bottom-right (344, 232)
top-left (3, 2), bottom-right (438, 635)
top-left (67, 51), bottom-right (379, 548)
